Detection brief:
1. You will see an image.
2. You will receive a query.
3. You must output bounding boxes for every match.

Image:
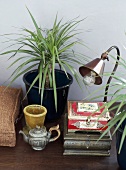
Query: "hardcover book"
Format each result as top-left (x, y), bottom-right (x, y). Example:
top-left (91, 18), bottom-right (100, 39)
top-left (67, 101), bottom-right (110, 132)
top-left (63, 113), bottom-right (112, 156)
top-left (63, 149), bottom-right (110, 156)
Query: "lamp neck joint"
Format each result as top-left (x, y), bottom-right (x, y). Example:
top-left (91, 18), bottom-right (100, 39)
top-left (101, 52), bottom-right (109, 61)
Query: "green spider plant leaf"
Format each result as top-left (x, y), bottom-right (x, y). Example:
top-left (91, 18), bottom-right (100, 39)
top-left (26, 7), bottom-right (43, 41)
top-left (24, 74), bottom-right (39, 100)
top-left (40, 64), bottom-right (49, 104)
top-left (52, 47), bottom-right (57, 110)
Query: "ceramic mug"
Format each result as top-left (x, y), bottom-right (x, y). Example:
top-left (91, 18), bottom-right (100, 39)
top-left (23, 105), bottom-right (47, 129)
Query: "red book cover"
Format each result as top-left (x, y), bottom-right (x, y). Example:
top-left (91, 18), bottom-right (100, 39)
top-left (67, 101), bottom-right (110, 132)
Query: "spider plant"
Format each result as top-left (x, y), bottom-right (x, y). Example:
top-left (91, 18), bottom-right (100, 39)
top-left (0, 8), bottom-right (89, 110)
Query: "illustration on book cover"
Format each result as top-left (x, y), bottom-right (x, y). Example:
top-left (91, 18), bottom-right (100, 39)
top-left (67, 101), bottom-right (110, 132)
top-left (78, 102), bottom-right (98, 112)
top-left (68, 101), bottom-right (110, 118)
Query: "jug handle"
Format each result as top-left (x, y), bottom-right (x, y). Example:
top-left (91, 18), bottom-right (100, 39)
top-left (49, 124), bottom-right (60, 142)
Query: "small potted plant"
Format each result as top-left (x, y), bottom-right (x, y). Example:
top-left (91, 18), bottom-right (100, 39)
top-left (0, 8), bottom-right (89, 121)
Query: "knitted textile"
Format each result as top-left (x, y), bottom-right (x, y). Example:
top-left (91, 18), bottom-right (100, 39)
top-left (0, 86), bottom-right (22, 147)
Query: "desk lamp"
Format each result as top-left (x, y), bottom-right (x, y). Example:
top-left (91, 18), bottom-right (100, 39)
top-left (63, 46), bottom-right (120, 156)
top-left (79, 46), bottom-right (120, 102)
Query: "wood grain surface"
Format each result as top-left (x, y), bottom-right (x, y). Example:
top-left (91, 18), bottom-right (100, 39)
top-left (0, 114), bottom-right (121, 170)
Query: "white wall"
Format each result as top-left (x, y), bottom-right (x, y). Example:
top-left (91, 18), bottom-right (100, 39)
top-left (0, 0), bottom-right (126, 101)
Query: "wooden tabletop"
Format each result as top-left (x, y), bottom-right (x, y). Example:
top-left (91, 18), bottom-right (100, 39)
top-left (0, 115), bottom-right (121, 170)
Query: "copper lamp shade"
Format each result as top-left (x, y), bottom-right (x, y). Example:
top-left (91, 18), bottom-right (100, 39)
top-left (79, 58), bottom-right (105, 85)
top-left (79, 46), bottom-right (120, 102)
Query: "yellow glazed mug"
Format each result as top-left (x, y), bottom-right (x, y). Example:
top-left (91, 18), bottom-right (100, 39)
top-left (23, 105), bottom-right (47, 129)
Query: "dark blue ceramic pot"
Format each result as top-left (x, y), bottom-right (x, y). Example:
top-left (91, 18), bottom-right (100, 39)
top-left (23, 69), bottom-right (73, 121)
top-left (116, 120), bottom-right (126, 170)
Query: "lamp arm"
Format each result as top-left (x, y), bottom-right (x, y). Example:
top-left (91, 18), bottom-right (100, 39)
top-left (102, 46), bottom-right (120, 102)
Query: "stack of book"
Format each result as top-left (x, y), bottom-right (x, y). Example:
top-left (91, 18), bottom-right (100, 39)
top-left (63, 101), bottom-right (112, 156)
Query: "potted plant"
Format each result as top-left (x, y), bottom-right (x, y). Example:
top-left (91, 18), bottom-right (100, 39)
top-left (0, 8), bottom-right (88, 121)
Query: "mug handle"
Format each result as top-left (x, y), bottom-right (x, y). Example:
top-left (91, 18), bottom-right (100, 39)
top-left (49, 124), bottom-right (61, 142)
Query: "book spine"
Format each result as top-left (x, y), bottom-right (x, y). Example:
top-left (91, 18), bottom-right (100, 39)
top-left (64, 140), bottom-right (111, 150)
top-left (63, 149), bottom-right (110, 156)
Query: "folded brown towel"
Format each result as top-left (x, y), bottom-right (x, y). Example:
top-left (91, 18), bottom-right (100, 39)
top-left (0, 86), bottom-right (23, 147)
